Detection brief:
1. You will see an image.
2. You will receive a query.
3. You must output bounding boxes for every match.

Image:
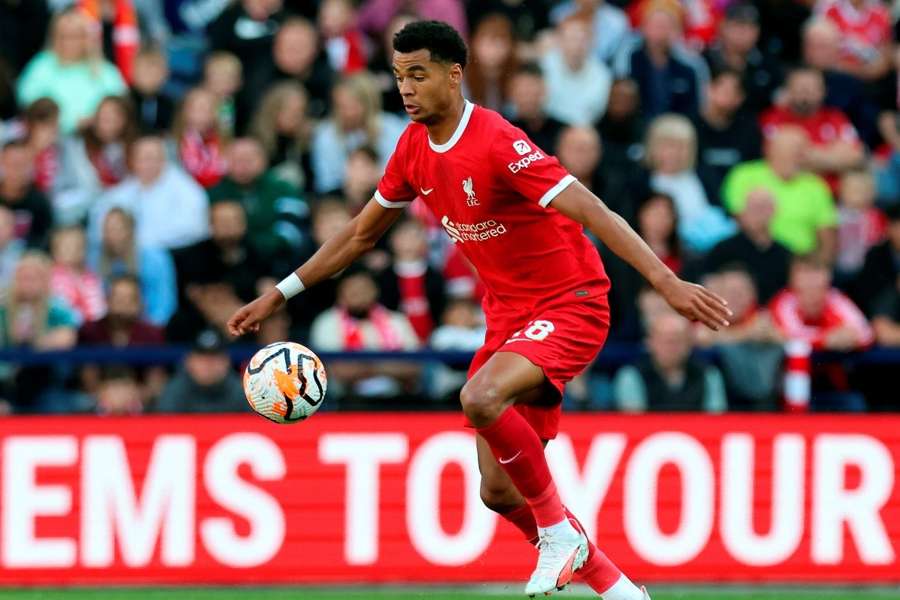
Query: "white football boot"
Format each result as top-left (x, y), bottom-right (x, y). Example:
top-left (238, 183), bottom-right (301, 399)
top-left (641, 585), bottom-right (652, 599)
top-left (524, 521), bottom-right (589, 596)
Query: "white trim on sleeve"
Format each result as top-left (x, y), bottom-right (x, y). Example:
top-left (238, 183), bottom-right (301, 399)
top-left (538, 174), bottom-right (577, 208)
top-left (374, 190), bottom-right (412, 209)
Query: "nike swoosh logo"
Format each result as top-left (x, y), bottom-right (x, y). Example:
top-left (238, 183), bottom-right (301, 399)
top-left (498, 450), bottom-right (522, 464)
top-left (420, 188), bottom-right (433, 195)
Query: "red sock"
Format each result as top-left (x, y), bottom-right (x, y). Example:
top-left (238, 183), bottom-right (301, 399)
top-left (504, 504), bottom-right (539, 546)
top-left (565, 508), bottom-right (624, 594)
top-left (477, 408), bottom-right (565, 527)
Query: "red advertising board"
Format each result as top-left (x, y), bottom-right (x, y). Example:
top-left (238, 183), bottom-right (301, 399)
top-left (0, 413), bottom-right (897, 585)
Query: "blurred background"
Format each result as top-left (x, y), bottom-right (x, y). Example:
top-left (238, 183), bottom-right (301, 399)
top-left (0, 0), bottom-right (898, 597)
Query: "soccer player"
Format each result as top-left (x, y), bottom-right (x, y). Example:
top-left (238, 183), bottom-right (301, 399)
top-left (228, 21), bottom-right (731, 599)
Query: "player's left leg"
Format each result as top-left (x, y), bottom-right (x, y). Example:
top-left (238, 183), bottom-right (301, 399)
top-left (461, 351), bottom-right (587, 596)
top-left (476, 431), bottom-right (647, 600)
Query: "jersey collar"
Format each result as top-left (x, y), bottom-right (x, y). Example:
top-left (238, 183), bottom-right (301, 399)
top-left (428, 99), bottom-right (474, 154)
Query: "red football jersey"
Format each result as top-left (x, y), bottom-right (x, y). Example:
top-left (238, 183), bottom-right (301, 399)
top-left (820, 0), bottom-right (891, 65)
top-left (376, 101), bottom-right (610, 331)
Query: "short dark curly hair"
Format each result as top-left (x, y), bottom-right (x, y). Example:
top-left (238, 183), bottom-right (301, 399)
top-left (392, 20), bottom-right (468, 68)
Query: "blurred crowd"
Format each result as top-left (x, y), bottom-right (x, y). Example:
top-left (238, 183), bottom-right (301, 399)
top-left (1, 0), bottom-right (899, 415)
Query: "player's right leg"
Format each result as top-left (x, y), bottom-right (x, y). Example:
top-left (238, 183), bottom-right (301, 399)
top-left (461, 352), bottom-right (588, 596)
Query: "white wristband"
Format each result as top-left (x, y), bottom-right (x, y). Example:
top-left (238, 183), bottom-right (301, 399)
top-left (275, 273), bottom-right (305, 300)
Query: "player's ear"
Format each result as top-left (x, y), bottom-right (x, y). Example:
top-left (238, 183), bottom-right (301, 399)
top-left (448, 63), bottom-right (463, 88)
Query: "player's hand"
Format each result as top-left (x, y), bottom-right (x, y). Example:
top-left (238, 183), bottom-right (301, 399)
top-left (657, 276), bottom-right (732, 331)
top-left (227, 290), bottom-right (285, 337)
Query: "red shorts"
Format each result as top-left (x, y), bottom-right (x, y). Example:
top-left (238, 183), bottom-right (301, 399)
top-left (465, 296), bottom-right (610, 440)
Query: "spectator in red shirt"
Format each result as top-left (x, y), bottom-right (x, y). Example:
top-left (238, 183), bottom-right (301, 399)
top-left (770, 254), bottom-right (872, 410)
top-left (761, 66), bottom-right (864, 190)
top-left (817, 0), bottom-right (892, 81)
top-left (172, 87), bottom-right (228, 189)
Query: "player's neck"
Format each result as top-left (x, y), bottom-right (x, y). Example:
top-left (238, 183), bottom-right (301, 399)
top-left (426, 96), bottom-right (466, 146)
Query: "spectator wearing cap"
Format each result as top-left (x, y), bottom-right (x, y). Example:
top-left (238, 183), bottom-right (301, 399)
top-left (691, 67), bottom-right (761, 205)
top-left (550, 0), bottom-right (630, 65)
top-left (723, 126), bottom-right (838, 258)
top-left (702, 2), bottom-right (782, 114)
top-left (760, 66), bottom-right (864, 192)
top-left (614, 0), bottom-right (709, 119)
top-left (156, 329), bottom-right (246, 413)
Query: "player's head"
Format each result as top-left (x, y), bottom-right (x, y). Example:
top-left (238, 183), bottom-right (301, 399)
top-left (392, 20), bottom-right (468, 124)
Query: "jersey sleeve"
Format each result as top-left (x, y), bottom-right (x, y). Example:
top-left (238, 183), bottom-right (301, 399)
top-left (375, 128), bottom-right (416, 209)
top-left (491, 123), bottom-right (576, 208)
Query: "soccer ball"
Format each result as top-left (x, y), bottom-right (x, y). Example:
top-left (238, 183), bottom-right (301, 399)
top-left (243, 341), bottom-right (327, 423)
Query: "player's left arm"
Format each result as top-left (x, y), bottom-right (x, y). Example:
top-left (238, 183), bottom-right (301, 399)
top-left (551, 181), bottom-right (733, 331)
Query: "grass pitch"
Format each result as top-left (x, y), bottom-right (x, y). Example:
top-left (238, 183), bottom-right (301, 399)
top-left (0, 587), bottom-right (898, 600)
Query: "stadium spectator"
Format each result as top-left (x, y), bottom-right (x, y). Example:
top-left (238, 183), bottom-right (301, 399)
top-left (637, 192), bottom-right (682, 274)
top-left (507, 63), bottom-right (565, 155)
top-left (702, 2), bottom-right (781, 114)
top-left (692, 67), bottom-right (762, 206)
top-left (318, 0), bottom-right (367, 75)
top-left (202, 51), bottom-right (242, 137)
top-left (342, 146), bottom-right (381, 214)
top-left (310, 72), bottom-right (405, 194)
top-left (168, 199), bottom-right (270, 342)
top-left (259, 17), bottom-right (335, 120)
top-left (556, 126), bottom-right (604, 195)
top-left (0, 206), bottom-right (24, 294)
top-left (703, 187), bottom-right (792, 304)
top-left (378, 218), bottom-right (446, 343)
top-left (17, 8), bottom-right (126, 134)
top-left (835, 169), bottom-right (885, 282)
top-left (428, 298), bottom-right (487, 401)
top-left (49, 225), bottom-right (105, 324)
top-left (464, 13), bottom-right (518, 114)
top-left (356, 0), bottom-right (468, 40)
top-left (156, 328), bottom-right (246, 413)
top-left (77, 273), bottom-right (167, 402)
top-left (310, 267), bottom-right (420, 402)
top-left (539, 16), bottom-right (612, 126)
top-left (173, 87), bottom-right (228, 188)
top-left (249, 81), bottom-right (314, 191)
top-left (770, 254), bottom-right (873, 411)
top-left (285, 199), bottom-right (347, 339)
top-left (90, 135), bottom-right (209, 250)
top-left (852, 204), bottom-right (900, 312)
top-left (802, 18), bottom-right (877, 147)
top-left (645, 113), bottom-right (736, 253)
top-left (87, 207), bottom-right (177, 327)
top-left (696, 265), bottom-right (784, 410)
top-left (613, 311), bottom-right (727, 412)
top-left (208, 0), bottom-right (285, 97)
top-left (760, 66), bottom-right (864, 190)
top-left (22, 98), bottom-right (62, 195)
top-left (872, 275), bottom-right (900, 346)
top-left (0, 0), bottom-right (50, 76)
top-left (93, 368), bottom-right (145, 415)
top-left (549, 0), bottom-right (630, 65)
top-left (54, 95), bottom-right (137, 225)
top-left (875, 80), bottom-right (900, 203)
top-left (614, 0), bottom-right (709, 118)
top-left (208, 137), bottom-right (310, 266)
top-left (0, 251), bottom-right (79, 412)
top-left (818, 0), bottom-right (892, 82)
top-left (0, 140), bottom-right (53, 250)
top-left (129, 46), bottom-right (174, 134)
top-left (78, 0), bottom-right (141, 83)
top-left (722, 126), bottom-right (838, 257)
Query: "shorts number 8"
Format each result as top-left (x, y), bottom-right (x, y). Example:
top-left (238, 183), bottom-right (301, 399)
top-left (522, 319), bottom-right (555, 341)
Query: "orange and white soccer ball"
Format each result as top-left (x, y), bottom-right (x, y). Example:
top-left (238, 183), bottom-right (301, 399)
top-left (243, 341), bottom-right (327, 423)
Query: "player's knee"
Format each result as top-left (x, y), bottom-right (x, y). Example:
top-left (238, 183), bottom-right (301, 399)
top-left (460, 379), bottom-right (505, 426)
top-left (480, 479), bottom-right (521, 513)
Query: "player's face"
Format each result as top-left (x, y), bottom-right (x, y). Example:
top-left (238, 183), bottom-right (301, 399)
top-left (392, 49), bottom-right (461, 124)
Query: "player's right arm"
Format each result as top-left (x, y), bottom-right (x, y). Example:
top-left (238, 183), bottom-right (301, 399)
top-left (227, 198), bottom-right (404, 336)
